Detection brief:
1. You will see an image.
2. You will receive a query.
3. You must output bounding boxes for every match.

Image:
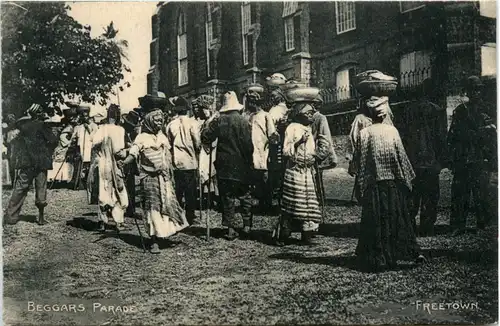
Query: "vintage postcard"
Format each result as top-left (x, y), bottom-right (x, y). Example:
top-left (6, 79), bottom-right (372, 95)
top-left (1, 1), bottom-right (497, 325)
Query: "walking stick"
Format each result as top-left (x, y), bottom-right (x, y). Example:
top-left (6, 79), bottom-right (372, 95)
top-left (198, 166), bottom-right (204, 225)
top-left (205, 146), bottom-right (213, 241)
top-left (313, 162), bottom-right (326, 224)
top-left (50, 131), bottom-right (77, 190)
top-left (133, 209), bottom-right (147, 253)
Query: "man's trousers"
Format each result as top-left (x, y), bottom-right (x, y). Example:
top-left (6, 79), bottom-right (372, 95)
top-left (410, 168), bottom-right (440, 235)
top-left (173, 169), bottom-right (197, 220)
top-left (218, 178), bottom-right (253, 229)
top-left (450, 165), bottom-right (490, 230)
top-left (253, 170), bottom-right (273, 210)
top-left (5, 168), bottom-right (48, 222)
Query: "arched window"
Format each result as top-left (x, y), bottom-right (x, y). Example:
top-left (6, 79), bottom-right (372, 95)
top-left (336, 64), bottom-right (357, 101)
top-left (177, 11), bottom-right (188, 86)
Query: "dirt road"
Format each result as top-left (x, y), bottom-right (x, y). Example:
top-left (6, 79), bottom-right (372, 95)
top-left (2, 169), bottom-right (497, 325)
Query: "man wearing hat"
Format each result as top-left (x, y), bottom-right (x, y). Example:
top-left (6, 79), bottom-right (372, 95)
top-left (165, 96), bottom-right (201, 224)
top-left (201, 91), bottom-right (254, 240)
top-left (72, 105), bottom-right (98, 189)
top-left (401, 78), bottom-right (447, 236)
top-left (245, 84), bottom-right (279, 213)
top-left (4, 104), bottom-right (58, 226)
top-left (447, 75), bottom-right (496, 234)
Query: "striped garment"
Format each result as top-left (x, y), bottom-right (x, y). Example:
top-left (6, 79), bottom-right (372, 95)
top-left (141, 173), bottom-right (185, 226)
top-left (281, 165), bottom-right (322, 222)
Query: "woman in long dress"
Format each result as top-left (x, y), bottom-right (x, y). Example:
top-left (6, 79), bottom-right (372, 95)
top-left (87, 105), bottom-right (129, 232)
top-left (353, 98), bottom-right (425, 272)
top-left (274, 103), bottom-right (322, 245)
top-left (121, 109), bottom-right (189, 254)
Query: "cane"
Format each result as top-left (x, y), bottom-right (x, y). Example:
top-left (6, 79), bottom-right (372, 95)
top-left (50, 132), bottom-right (77, 190)
top-left (313, 163), bottom-right (326, 224)
top-left (133, 208), bottom-right (147, 253)
top-left (205, 146), bottom-right (213, 241)
top-left (50, 153), bottom-right (72, 190)
top-left (198, 167), bottom-right (204, 226)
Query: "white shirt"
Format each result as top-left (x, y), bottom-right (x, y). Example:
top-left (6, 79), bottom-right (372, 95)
top-left (248, 110), bottom-right (276, 170)
top-left (74, 123), bottom-right (98, 162)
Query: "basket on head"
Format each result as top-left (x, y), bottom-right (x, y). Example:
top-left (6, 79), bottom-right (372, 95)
top-left (354, 70), bottom-right (398, 97)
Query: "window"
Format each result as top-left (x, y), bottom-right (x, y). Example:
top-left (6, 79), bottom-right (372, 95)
top-left (177, 11), bottom-right (188, 86)
top-left (206, 3), bottom-right (214, 77)
top-left (283, 2), bottom-right (298, 51)
top-left (481, 43), bottom-right (496, 76)
top-left (241, 3), bottom-right (252, 65)
top-left (336, 66), bottom-right (356, 101)
top-left (400, 1), bottom-right (425, 13)
top-left (479, 0), bottom-right (496, 18)
top-left (399, 50), bottom-right (432, 88)
top-left (335, 2), bottom-right (356, 34)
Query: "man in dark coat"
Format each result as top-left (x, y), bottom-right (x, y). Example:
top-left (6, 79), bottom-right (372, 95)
top-left (122, 110), bottom-right (142, 217)
top-left (4, 104), bottom-right (58, 225)
top-left (447, 76), bottom-right (497, 235)
top-left (401, 78), bottom-right (448, 236)
top-left (201, 91), bottom-right (254, 240)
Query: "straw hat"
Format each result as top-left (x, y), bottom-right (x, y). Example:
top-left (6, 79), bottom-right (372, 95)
top-left (219, 91), bottom-right (244, 113)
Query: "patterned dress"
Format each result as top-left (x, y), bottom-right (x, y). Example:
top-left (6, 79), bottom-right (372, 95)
top-left (129, 132), bottom-right (189, 238)
top-left (280, 122), bottom-right (322, 231)
top-left (354, 123), bottom-right (420, 270)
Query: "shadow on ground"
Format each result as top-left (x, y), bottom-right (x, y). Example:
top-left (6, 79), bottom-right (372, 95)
top-left (181, 226), bottom-right (277, 245)
top-left (268, 252), bottom-right (418, 273)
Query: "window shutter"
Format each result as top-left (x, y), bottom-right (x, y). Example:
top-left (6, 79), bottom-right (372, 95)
top-left (294, 15), bottom-right (301, 51)
top-left (251, 4), bottom-right (257, 25)
top-left (247, 34), bottom-right (254, 64)
top-left (213, 9), bottom-right (221, 39)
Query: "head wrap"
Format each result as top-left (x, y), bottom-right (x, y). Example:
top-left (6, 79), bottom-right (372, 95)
top-left (142, 109), bottom-right (164, 134)
top-left (26, 103), bottom-right (43, 117)
top-left (192, 95), bottom-right (215, 110)
top-left (365, 96), bottom-right (390, 119)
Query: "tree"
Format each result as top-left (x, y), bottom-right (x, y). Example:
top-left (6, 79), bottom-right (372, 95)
top-left (1, 2), bottom-right (131, 117)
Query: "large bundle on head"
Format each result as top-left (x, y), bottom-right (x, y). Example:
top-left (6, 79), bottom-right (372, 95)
top-left (245, 83), bottom-right (265, 104)
top-left (138, 91), bottom-right (169, 113)
top-left (354, 70), bottom-right (398, 97)
top-left (282, 80), bottom-right (321, 104)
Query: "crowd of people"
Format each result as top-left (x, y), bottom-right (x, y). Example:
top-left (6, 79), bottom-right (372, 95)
top-left (2, 72), bottom-right (496, 272)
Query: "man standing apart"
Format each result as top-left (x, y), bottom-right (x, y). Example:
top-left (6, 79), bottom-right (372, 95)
top-left (165, 96), bottom-right (201, 224)
top-left (401, 78), bottom-right (447, 236)
top-left (4, 104), bottom-right (58, 225)
top-left (448, 76), bottom-right (497, 235)
top-left (245, 84), bottom-right (280, 213)
top-left (202, 91), bottom-right (254, 240)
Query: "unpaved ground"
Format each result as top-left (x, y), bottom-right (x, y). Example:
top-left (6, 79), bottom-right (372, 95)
top-left (2, 169), bottom-right (497, 325)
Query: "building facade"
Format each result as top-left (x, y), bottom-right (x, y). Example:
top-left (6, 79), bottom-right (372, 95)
top-left (148, 1), bottom-right (495, 120)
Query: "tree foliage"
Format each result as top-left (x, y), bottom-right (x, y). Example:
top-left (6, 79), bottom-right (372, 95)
top-left (1, 2), bottom-right (131, 117)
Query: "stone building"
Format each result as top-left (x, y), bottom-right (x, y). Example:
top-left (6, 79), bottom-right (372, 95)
top-left (148, 1), bottom-right (495, 124)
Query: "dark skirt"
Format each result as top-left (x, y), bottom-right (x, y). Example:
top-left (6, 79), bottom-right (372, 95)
top-left (355, 180), bottom-right (420, 271)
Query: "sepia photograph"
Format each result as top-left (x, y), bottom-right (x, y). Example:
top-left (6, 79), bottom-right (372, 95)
top-left (1, 1), bottom-right (498, 325)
